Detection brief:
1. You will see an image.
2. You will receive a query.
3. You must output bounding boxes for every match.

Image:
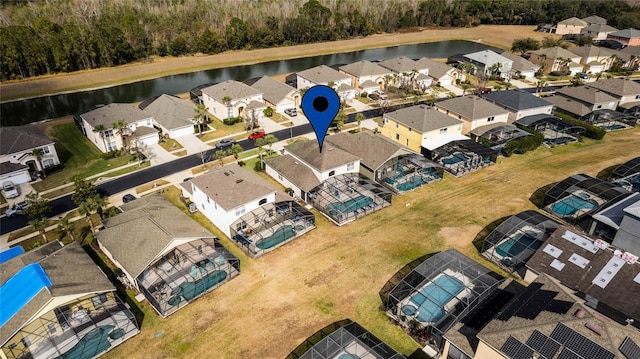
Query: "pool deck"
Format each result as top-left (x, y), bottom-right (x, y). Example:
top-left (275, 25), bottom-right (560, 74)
top-left (484, 225), bottom-right (543, 262)
top-left (312, 183), bottom-right (391, 226)
top-left (545, 190), bottom-right (606, 220)
top-left (236, 219), bottom-right (315, 257)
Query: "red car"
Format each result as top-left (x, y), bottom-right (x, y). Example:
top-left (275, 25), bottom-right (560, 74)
top-left (248, 130), bottom-right (266, 140)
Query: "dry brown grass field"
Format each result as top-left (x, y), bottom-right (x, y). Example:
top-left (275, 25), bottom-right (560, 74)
top-left (0, 25), bottom-right (553, 101)
top-left (101, 128), bottom-right (640, 359)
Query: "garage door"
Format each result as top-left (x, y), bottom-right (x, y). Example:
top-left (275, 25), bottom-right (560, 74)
top-left (0, 170), bottom-right (31, 185)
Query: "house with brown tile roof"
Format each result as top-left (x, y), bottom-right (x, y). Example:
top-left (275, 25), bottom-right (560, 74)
top-left (0, 242), bottom-right (140, 359)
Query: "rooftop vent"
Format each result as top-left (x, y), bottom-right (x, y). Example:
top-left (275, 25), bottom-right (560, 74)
top-left (224, 172), bottom-right (230, 176)
top-left (585, 322), bottom-right (604, 336)
top-left (236, 179), bottom-right (243, 184)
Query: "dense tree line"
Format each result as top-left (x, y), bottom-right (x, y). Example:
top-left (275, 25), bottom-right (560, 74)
top-left (1, 0), bottom-right (639, 81)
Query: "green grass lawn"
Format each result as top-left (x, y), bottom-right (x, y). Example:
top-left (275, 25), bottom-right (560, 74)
top-left (198, 119), bottom-right (246, 142)
top-left (31, 123), bottom-right (143, 192)
top-left (159, 138), bottom-right (183, 151)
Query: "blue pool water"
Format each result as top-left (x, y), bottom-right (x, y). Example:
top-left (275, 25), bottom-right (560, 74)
top-left (442, 152), bottom-right (470, 165)
top-left (601, 124), bottom-right (626, 131)
top-left (409, 275), bottom-right (465, 323)
top-left (169, 270), bottom-right (228, 304)
top-left (0, 263), bottom-right (52, 326)
top-left (56, 325), bottom-right (115, 359)
top-left (327, 195), bottom-right (373, 216)
top-left (338, 355), bottom-right (361, 359)
top-left (495, 232), bottom-right (540, 257)
top-left (397, 176), bottom-right (427, 191)
top-left (551, 195), bottom-right (598, 216)
top-left (255, 225), bottom-right (304, 250)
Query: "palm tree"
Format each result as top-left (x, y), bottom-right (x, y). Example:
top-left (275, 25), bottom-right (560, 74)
top-left (30, 218), bottom-right (49, 243)
top-left (57, 217), bottom-right (76, 242)
top-left (383, 74), bottom-right (393, 91)
top-left (78, 195), bottom-right (106, 234)
top-left (222, 95), bottom-right (232, 120)
top-left (30, 148), bottom-right (46, 178)
top-left (355, 113), bottom-right (365, 131)
top-left (255, 137), bottom-right (267, 163)
top-left (112, 119), bottom-right (130, 150)
top-left (193, 102), bottom-right (208, 136)
top-left (327, 81), bottom-right (336, 90)
top-left (92, 124), bottom-right (108, 151)
top-left (214, 150), bottom-right (227, 167)
top-left (264, 134), bottom-right (278, 156)
top-left (536, 79), bottom-right (548, 94)
top-left (229, 144), bottom-right (243, 160)
top-left (461, 83), bottom-right (470, 95)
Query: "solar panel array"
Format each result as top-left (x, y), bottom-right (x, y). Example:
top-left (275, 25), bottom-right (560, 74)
top-left (550, 323), bottom-right (615, 359)
top-left (557, 347), bottom-right (583, 359)
top-left (620, 336), bottom-right (640, 359)
top-left (526, 330), bottom-right (561, 359)
top-left (500, 336), bottom-right (536, 359)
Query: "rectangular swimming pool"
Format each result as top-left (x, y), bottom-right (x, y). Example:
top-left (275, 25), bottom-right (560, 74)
top-left (407, 275), bottom-right (465, 323)
top-left (551, 195), bottom-right (598, 216)
top-left (495, 232), bottom-right (541, 258)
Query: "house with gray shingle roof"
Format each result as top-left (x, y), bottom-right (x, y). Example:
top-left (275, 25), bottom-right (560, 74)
top-left (381, 104), bottom-right (466, 153)
top-left (201, 80), bottom-right (263, 121)
top-left (545, 85), bottom-right (619, 119)
top-left (607, 28), bottom-right (640, 46)
top-left (481, 89), bottom-right (553, 122)
top-left (554, 16), bottom-right (588, 35)
top-left (249, 76), bottom-right (300, 112)
top-left (79, 103), bottom-right (157, 153)
top-left (580, 23), bottom-right (618, 41)
top-left (528, 47), bottom-right (582, 74)
top-left (0, 241), bottom-right (140, 358)
top-left (324, 132), bottom-right (444, 193)
top-left (378, 56), bottom-right (432, 89)
top-left (460, 50), bottom-right (513, 79)
top-left (435, 95), bottom-right (510, 134)
top-left (499, 52), bottom-right (540, 79)
top-left (570, 45), bottom-right (616, 72)
top-left (98, 194), bottom-right (240, 316)
top-left (415, 57), bottom-right (465, 86)
top-left (588, 78), bottom-right (640, 106)
top-left (338, 60), bottom-right (393, 94)
top-left (0, 125), bottom-right (60, 184)
top-left (296, 65), bottom-right (351, 90)
top-left (582, 15), bottom-right (607, 25)
top-left (140, 94), bottom-right (195, 138)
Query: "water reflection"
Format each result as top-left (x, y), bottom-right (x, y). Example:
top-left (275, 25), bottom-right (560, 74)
top-left (1, 40), bottom-right (499, 126)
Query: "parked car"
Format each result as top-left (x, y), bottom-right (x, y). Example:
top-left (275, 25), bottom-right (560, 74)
top-left (6, 201), bottom-right (28, 217)
top-left (248, 130), bottom-right (266, 140)
top-left (2, 181), bottom-right (19, 199)
top-left (284, 108), bottom-right (297, 117)
top-left (370, 90), bottom-right (388, 100)
top-left (215, 139), bottom-right (236, 150)
top-left (578, 72), bottom-right (589, 80)
top-left (122, 194), bottom-right (136, 203)
top-left (475, 87), bottom-right (492, 95)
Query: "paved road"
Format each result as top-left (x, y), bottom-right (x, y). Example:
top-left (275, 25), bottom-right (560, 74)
top-left (0, 102), bottom-right (419, 235)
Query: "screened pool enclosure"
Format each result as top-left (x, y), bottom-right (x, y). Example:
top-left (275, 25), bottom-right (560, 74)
top-left (482, 210), bottom-right (561, 274)
top-left (423, 140), bottom-right (498, 177)
top-left (516, 114), bottom-right (585, 146)
top-left (384, 249), bottom-right (503, 351)
top-left (609, 157), bottom-right (640, 192)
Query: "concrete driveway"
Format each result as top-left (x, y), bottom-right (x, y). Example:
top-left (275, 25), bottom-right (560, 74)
top-left (146, 143), bottom-right (177, 165)
top-left (176, 133), bottom-right (213, 155)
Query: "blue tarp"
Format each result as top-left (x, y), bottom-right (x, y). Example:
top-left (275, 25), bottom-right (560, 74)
top-left (0, 263), bottom-right (52, 326)
top-left (0, 246), bottom-right (24, 264)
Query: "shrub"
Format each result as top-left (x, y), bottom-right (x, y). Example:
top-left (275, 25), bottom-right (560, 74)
top-left (223, 116), bottom-right (242, 125)
top-left (263, 107), bottom-right (274, 117)
top-left (549, 71), bottom-right (563, 76)
top-left (554, 113), bottom-right (606, 140)
top-left (360, 91), bottom-right (368, 98)
top-left (387, 86), bottom-right (398, 93)
top-left (503, 132), bottom-right (544, 156)
top-left (101, 149), bottom-right (121, 160)
top-left (254, 160), bottom-right (265, 171)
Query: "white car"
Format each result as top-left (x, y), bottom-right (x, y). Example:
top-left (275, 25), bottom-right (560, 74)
top-left (2, 181), bottom-right (19, 199)
top-left (6, 201), bottom-right (28, 217)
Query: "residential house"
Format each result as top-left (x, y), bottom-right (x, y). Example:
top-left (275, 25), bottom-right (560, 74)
top-left (588, 78), bottom-right (640, 106)
top-left (296, 65), bottom-right (351, 90)
top-left (581, 15), bottom-right (607, 25)
top-left (528, 47), bottom-right (582, 74)
top-left (481, 89), bottom-right (554, 122)
top-left (380, 104), bottom-right (465, 153)
top-left (338, 60), bottom-right (393, 94)
top-left (78, 103), bottom-right (157, 153)
top-left (0, 242), bottom-right (140, 359)
top-left (580, 23), bottom-right (619, 41)
top-left (378, 56), bottom-right (432, 89)
top-left (554, 16), bottom-right (588, 35)
top-left (607, 28), bottom-right (640, 46)
top-left (545, 85), bottom-right (620, 120)
top-left (458, 50), bottom-right (513, 79)
top-left (499, 52), bottom-right (540, 79)
top-left (248, 76), bottom-right (300, 112)
top-left (266, 139), bottom-right (392, 225)
top-left (415, 57), bottom-right (465, 86)
top-left (266, 139), bottom-right (360, 202)
top-left (589, 192), bottom-right (640, 254)
top-left (442, 271), bottom-right (640, 359)
top-left (516, 114), bottom-right (586, 146)
top-left (324, 131), bottom-right (444, 193)
top-left (97, 194), bottom-right (240, 316)
top-left (139, 94), bottom-right (195, 139)
top-left (181, 163), bottom-right (278, 239)
top-left (0, 126), bottom-right (60, 184)
top-left (525, 226), bottom-right (640, 328)
top-left (201, 80), bottom-right (263, 121)
top-left (435, 95), bottom-right (510, 134)
top-left (569, 45), bottom-right (615, 73)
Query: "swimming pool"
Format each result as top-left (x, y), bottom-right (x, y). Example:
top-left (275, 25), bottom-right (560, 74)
top-left (407, 275), bottom-right (465, 323)
top-left (495, 232), bottom-right (540, 257)
top-left (255, 225), bottom-right (304, 250)
top-left (56, 325), bottom-right (114, 359)
top-left (396, 176), bottom-right (427, 191)
top-left (169, 270), bottom-right (228, 303)
top-left (327, 195), bottom-right (373, 216)
top-left (601, 124), bottom-right (626, 131)
top-left (550, 195), bottom-right (598, 216)
top-left (337, 354), bottom-right (361, 359)
top-left (442, 152), bottom-right (470, 165)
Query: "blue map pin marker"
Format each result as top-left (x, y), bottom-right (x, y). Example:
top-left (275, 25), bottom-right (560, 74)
top-left (301, 85), bottom-right (340, 153)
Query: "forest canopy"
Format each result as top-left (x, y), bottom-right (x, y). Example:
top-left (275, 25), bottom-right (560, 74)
top-left (1, 0), bottom-right (639, 81)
